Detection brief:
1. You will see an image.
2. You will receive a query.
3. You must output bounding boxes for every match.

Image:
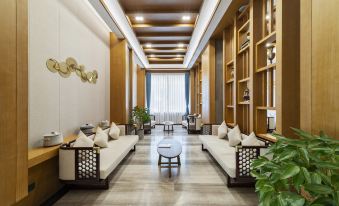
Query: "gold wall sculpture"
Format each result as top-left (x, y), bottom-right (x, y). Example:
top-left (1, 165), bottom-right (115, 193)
top-left (46, 57), bottom-right (98, 83)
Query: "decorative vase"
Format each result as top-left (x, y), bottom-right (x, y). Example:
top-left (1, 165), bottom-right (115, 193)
top-left (137, 129), bottom-right (144, 140)
top-left (267, 46), bottom-right (276, 64)
top-left (243, 87), bottom-right (250, 101)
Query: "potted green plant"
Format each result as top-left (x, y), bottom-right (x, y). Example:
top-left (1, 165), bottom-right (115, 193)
top-left (130, 106), bottom-right (151, 139)
top-left (251, 128), bottom-right (339, 206)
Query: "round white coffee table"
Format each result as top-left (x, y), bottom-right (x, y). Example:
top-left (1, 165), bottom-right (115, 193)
top-left (162, 121), bottom-right (174, 132)
top-left (157, 139), bottom-right (182, 178)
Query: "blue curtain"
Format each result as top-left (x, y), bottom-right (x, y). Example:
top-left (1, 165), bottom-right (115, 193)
top-left (185, 72), bottom-right (190, 115)
top-left (146, 72), bottom-right (151, 112)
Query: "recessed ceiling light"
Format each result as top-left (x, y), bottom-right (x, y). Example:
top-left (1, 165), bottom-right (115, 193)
top-left (135, 16), bottom-right (144, 21)
top-left (182, 15), bottom-right (191, 21)
top-left (178, 43), bottom-right (184, 48)
top-left (265, 15), bottom-right (270, 21)
top-left (145, 43), bottom-right (152, 48)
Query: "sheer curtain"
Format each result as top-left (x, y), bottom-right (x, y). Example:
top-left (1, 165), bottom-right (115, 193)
top-left (150, 73), bottom-right (186, 124)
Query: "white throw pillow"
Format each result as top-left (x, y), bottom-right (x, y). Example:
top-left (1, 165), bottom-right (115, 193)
top-left (94, 127), bottom-right (109, 147)
top-left (242, 132), bottom-right (266, 146)
top-left (73, 131), bottom-right (94, 147)
top-left (109, 122), bottom-right (120, 140)
top-left (228, 125), bottom-right (242, 146)
top-left (217, 121), bottom-right (228, 139)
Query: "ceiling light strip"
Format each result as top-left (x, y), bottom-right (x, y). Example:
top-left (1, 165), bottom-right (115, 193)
top-left (183, 0), bottom-right (220, 68)
top-left (100, 0), bottom-right (149, 68)
top-left (187, 0), bottom-right (232, 68)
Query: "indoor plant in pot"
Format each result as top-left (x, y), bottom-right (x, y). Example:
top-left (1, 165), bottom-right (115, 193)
top-left (130, 106), bottom-right (151, 139)
top-left (251, 128), bottom-right (339, 206)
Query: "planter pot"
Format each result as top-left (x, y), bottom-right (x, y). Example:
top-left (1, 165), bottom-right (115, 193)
top-left (137, 129), bottom-right (144, 139)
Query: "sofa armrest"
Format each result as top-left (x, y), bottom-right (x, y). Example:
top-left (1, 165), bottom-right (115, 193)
top-left (212, 125), bottom-right (220, 136)
top-left (117, 125), bottom-right (126, 136)
top-left (235, 145), bottom-right (268, 178)
top-left (59, 144), bottom-right (100, 181)
top-left (117, 124), bottom-right (136, 135)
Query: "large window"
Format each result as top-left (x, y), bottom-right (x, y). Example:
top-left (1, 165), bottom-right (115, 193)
top-left (150, 73), bottom-right (186, 123)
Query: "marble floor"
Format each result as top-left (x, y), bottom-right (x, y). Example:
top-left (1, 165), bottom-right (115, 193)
top-left (55, 125), bottom-right (258, 206)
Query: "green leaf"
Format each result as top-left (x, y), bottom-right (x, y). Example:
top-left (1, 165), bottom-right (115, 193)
top-left (331, 175), bottom-right (339, 189)
top-left (301, 167), bottom-right (311, 184)
top-left (251, 159), bottom-right (268, 169)
top-left (311, 197), bottom-right (337, 206)
top-left (292, 127), bottom-right (314, 139)
top-left (304, 184), bottom-right (333, 194)
top-left (280, 191), bottom-right (305, 206)
top-left (278, 150), bottom-right (298, 162)
top-left (280, 165), bottom-right (300, 179)
top-left (316, 171), bottom-right (331, 186)
top-left (311, 172), bottom-right (322, 184)
top-left (298, 147), bottom-right (309, 165)
top-left (315, 161), bottom-right (339, 170)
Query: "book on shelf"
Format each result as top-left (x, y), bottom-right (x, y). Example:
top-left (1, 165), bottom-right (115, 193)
top-left (241, 40), bottom-right (250, 49)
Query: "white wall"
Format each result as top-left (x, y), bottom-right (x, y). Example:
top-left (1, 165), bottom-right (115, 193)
top-left (29, 0), bottom-right (110, 148)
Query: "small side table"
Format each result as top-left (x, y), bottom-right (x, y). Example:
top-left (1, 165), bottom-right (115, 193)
top-left (163, 121), bottom-right (174, 133)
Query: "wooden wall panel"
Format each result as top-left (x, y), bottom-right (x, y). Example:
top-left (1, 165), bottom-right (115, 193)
top-left (137, 66), bottom-right (146, 107)
top-left (301, 0), bottom-right (339, 138)
top-left (275, 0), bottom-right (300, 137)
top-left (110, 33), bottom-right (129, 123)
top-left (16, 158), bottom-right (63, 206)
top-left (201, 41), bottom-right (216, 123)
top-left (0, 0), bottom-right (28, 204)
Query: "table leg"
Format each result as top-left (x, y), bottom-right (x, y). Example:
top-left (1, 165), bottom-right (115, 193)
top-left (168, 158), bottom-right (171, 178)
top-left (158, 155), bottom-right (161, 165)
top-left (172, 125), bottom-right (174, 131)
top-left (177, 156), bottom-right (181, 165)
top-left (163, 124), bottom-right (165, 131)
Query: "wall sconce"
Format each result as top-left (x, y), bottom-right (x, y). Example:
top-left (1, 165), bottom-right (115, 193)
top-left (46, 57), bottom-right (98, 84)
top-left (267, 116), bottom-right (276, 133)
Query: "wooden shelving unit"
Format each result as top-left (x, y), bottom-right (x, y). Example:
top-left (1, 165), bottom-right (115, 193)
top-left (235, 3), bottom-right (251, 134)
top-left (221, 0), bottom-right (299, 139)
top-left (223, 24), bottom-right (236, 126)
top-left (253, 0), bottom-right (277, 137)
top-left (196, 62), bottom-right (203, 114)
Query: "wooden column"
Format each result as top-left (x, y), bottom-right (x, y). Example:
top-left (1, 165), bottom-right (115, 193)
top-left (136, 65), bottom-right (146, 108)
top-left (0, 0), bottom-right (28, 204)
top-left (300, 0), bottom-right (339, 138)
top-left (201, 41), bottom-right (216, 123)
top-left (110, 33), bottom-right (130, 124)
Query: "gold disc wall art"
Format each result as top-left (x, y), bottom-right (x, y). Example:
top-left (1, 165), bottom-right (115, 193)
top-left (45, 58), bottom-right (98, 84)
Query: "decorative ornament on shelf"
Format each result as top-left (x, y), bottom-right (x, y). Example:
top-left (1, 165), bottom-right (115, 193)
top-left (243, 87), bottom-right (250, 101)
top-left (266, 44), bottom-right (276, 64)
top-left (46, 57), bottom-right (98, 84)
top-left (230, 68), bottom-right (235, 78)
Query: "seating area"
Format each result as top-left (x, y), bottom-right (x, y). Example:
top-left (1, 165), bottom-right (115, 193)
top-left (59, 124), bottom-right (138, 189)
top-left (199, 124), bottom-right (270, 187)
top-left (2, 0), bottom-right (338, 205)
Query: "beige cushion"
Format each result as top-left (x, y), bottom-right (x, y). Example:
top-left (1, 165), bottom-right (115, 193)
top-left (228, 125), bottom-right (242, 146)
top-left (242, 132), bottom-right (265, 146)
top-left (217, 121), bottom-right (228, 139)
top-left (94, 127), bottom-right (109, 148)
top-left (109, 122), bottom-right (120, 140)
top-left (73, 131), bottom-right (94, 147)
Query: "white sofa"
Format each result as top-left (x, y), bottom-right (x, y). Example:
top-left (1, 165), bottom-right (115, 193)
top-left (59, 124), bottom-right (138, 189)
top-left (199, 124), bottom-right (269, 187)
